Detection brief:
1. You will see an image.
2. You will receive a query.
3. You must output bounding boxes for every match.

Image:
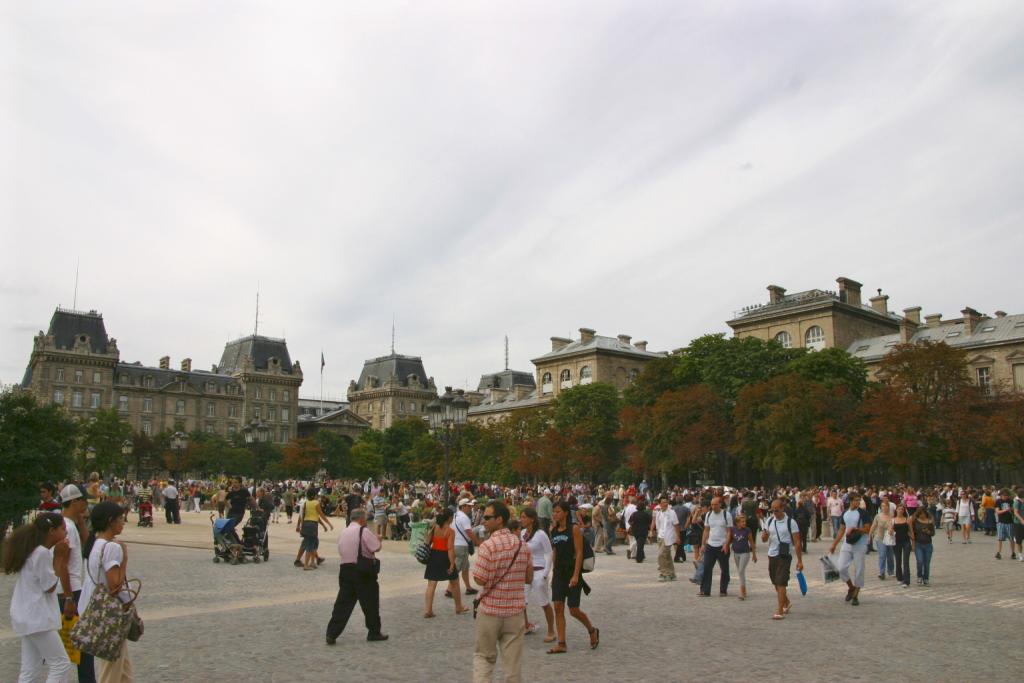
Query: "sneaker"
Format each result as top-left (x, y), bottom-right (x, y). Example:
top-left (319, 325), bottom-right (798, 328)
top-left (879, 574), bottom-right (885, 580)
top-left (845, 587), bottom-right (854, 602)
top-left (626, 550), bottom-right (632, 560)
top-left (902, 582), bottom-right (910, 588)
top-left (996, 552), bottom-right (1002, 560)
top-left (366, 632), bottom-right (389, 642)
top-left (922, 580), bottom-right (929, 586)
top-left (465, 588), bottom-right (479, 595)
top-left (294, 560), bottom-right (303, 568)
top-left (851, 596), bottom-right (859, 606)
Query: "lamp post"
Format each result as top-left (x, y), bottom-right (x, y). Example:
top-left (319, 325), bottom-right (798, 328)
top-left (426, 387), bottom-right (469, 507)
top-left (121, 439), bottom-right (134, 481)
top-left (83, 446), bottom-right (96, 477)
top-left (242, 419), bottom-right (269, 445)
top-left (170, 431), bottom-right (188, 480)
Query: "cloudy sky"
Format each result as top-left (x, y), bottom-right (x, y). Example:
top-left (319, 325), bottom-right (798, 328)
top-left (3, 1), bottom-right (1023, 398)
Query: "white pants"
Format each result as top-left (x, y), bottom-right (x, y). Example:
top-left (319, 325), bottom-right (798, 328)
top-left (192, 497), bottom-right (201, 512)
top-left (19, 630), bottom-right (74, 683)
top-left (838, 544), bottom-right (867, 588)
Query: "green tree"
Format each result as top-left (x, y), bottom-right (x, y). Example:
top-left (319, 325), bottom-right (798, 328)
top-left (350, 440), bottom-right (384, 479)
top-left (550, 382), bottom-right (623, 480)
top-left (381, 418), bottom-right (430, 478)
top-left (676, 334), bottom-right (805, 402)
top-left (623, 355), bottom-right (686, 406)
top-left (786, 347), bottom-right (868, 398)
top-left (314, 431), bottom-right (353, 478)
top-left (78, 408), bottom-right (133, 476)
top-left (0, 390), bottom-right (78, 535)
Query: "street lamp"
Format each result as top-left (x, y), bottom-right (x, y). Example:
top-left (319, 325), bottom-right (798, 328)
top-left (426, 387), bottom-right (469, 507)
top-left (170, 431), bottom-right (188, 480)
top-left (242, 419), bottom-right (269, 445)
top-left (121, 439), bottom-right (134, 481)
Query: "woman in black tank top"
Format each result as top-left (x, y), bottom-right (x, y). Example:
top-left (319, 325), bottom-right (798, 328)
top-left (548, 501), bottom-right (599, 654)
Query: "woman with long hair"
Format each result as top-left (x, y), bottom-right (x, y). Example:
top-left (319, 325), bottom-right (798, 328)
top-left (912, 506), bottom-right (935, 586)
top-left (3, 512), bottom-right (74, 682)
top-left (547, 501), bottom-right (598, 654)
top-left (422, 509), bottom-right (469, 618)
top-left (891, 504), bottom-right (913, 587)
top-left (520, 507), bottom-right (555, 641)
top-left (81, 501), bottom-right (133, 681)
top-left (869, 502), bottom-right (895, 580)
top-left (956, 492), bottom-right (975, 544)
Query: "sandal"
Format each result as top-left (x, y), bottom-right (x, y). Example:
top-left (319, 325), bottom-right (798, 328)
top-left (456, 607), bottom-right (470, 615)
top-left (783, 602), bottom-right (791, 615)
top-left (547, 642), bottom-right (567, 655)
top-left (423, 612), bottom-right (435, 619)
top-left (772, 613), bottom-right (785, 620)
top-left (543, 634), bottom-right (557, 643)
top-left (524, 623), bottom-right (537, 634)
top-left (589, 627), bottom-right (600, 650)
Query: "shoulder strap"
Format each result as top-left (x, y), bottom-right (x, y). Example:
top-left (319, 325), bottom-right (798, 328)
top-left (358, 525), bottom-right (365, 559)
top-left (476, 539), bottom-right (523, 605)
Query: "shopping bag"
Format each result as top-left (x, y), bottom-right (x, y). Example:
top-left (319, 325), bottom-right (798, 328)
top-left (796, 570), bottom-right (808, 596)
top-left (820, 554), bottom-right (840, 584)
top-left (60, 615), bottom-right (81, 664)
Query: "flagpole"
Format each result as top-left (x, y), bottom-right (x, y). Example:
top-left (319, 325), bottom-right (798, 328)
top-left (320, 350), bottom-right (324, 417)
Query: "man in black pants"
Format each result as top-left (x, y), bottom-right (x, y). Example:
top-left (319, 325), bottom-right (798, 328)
top-left (162, 481), bottom-right (181, 524)
top-left (697, 497), bottom-right (733, 597)
top-left (326, 508), bottom-right (388, 644)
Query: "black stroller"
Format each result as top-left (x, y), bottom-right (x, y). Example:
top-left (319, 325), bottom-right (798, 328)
top-left (241, 510), bottom-right (269, 562)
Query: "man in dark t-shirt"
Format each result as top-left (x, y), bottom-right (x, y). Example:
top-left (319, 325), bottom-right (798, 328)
top-left (995, 490), bottom-right (1016, 560)
top-left (344, 486), bottom-right (364, 525)
top-left (226, 478), bottom-right (252, 525)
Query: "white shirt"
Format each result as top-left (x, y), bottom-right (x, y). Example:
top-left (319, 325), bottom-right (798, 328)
top-left (765, 514), bottom-right (800, 558)
top-left (704, 510), bottom-right (733, 547)
top-left (956, 500), bottom-right (973, 517)
top-left (10, 545), bottom-right (59, 636)
top-left (162, 485), bottom-right (179, 500)
top-left (654, 507), bottom-right (680, 545)
top-left (79, 539), bottom-right (130, 613)
top-left (452, 510), bottom-right (473, 547)
top-left (63, 517), bottom-right (83, 593)
top-left (841, 509), bottom-right (868, 548)
top-left (622, 503), bottom-right (637, 531)
top-left (522, 529), bottom-right (553, 576)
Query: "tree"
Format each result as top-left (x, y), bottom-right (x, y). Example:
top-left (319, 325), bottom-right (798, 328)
top-left (350, 440), bottom-right (384, 479)
top-left (550, 383), bottom-right (623, 480)
top-left (282, 438), bottom-right (323, 478)
top-left (314, 431), bottom-right (352, 478)
top-left (78, 408), bottom-right (133, 476)
top-left (676, 334), bottom-right (805, 403)
top-left (0, 390), bottom-right (78, 536)
top-left (786, 347), bottom-right (868, 398)
top-left (984, 392), bottom-right (1024, 466)
top-left (381, 418), bottom-right (430, 479)
top-left (623, 355), bottom-right (686, 406)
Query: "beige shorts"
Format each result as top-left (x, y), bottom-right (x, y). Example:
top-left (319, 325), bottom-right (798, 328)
top-left (454, 545), bottom-right (470, 572)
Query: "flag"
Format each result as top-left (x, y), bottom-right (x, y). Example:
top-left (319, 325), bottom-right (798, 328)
top-left (321, 351), bottom-right (325, 373)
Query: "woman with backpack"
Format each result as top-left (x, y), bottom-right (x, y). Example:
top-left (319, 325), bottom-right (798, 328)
top-left (3, 512), bottom-right (74, 682)
top-left (547, 501), bottom-right (598, 654)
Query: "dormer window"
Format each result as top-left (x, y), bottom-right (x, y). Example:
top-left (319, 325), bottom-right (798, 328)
top-left (580, 366), bottom-right (593, 385)
top-left (542, 373), bottom-right (553, 395)
top-left (560, 369), bottom-right (572, 389)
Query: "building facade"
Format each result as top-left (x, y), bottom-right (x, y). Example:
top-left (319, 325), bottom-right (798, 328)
top-left (22, 308), bottom-right (302, 442)
top-left (347, 352), bottom-right (438, 430)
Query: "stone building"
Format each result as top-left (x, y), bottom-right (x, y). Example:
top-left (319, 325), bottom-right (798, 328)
top-left (465, 369), bottom-right (539, 425)
top-left (21, 307), bottom-right (302, 442)
top-left (296, 398), bottom-right (371, 442)
top-left (848, 307), bottom-right (1024, 392)
top-left (727, 277), bottom-right (902, 352)
top-left (347, 352), bottom-right (438, 430)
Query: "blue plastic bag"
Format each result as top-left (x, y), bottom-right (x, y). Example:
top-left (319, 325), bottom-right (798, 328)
top-left (796, 569), bottom-right (808, 596)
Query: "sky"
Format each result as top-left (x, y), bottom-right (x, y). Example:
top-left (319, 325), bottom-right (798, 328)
top-left (3, 1), bottom-right (1023, 400)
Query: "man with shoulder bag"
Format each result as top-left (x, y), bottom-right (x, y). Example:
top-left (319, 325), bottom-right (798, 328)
top-left (325, 509), bottom-right (388, 644)
top-left (762, 498), bottom-right (803, 620)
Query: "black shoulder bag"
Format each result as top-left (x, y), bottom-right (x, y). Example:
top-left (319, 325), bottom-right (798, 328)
top-left (472, 540), bottom-right (522, 619)
top-left (773, 515), bottom-right (792, 557)
top-left (456, 515), bottom-right (475, 556)
top-left (357, 526), bottom-right (381, 576)
top-left (845, 511), bottom-right (864, 545)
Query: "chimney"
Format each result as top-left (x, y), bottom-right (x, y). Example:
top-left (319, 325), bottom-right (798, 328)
top-left (634, 340), bottom-right (648, 351)
top-left (579, 328), bottom-right (596, 344)
top-left (961, 307), bottom-right (982, 334)
top-left (767, 285), bottom-right (786, 305)
top-left (899, 317), bottom-right (917, 343)
top-left (836, 277), bottom-right (863, 307)
top-left (995, 310), bottom-right (1007, 318)
top-left (159, 356), bottom-right (170, 369)
top-left (924, 313), bottom-right (942, 326)
top-left (550, 337), bottom-right (571, 352)
top-left (902, 307), bottom-right (922, 325)
top-left (617, 334), bottom-right (632, 346)
top-left (869, 289), bottom-right (889, 315)
top-left (181, 358), bottom-right (192, 372)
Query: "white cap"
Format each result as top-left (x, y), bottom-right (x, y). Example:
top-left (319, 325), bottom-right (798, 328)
top-left (59, 484), bottom-right (84, 502)
top-left (457, 498), bottom-right (472, 507)
top-left (543, 488), bottom-right (551, 495)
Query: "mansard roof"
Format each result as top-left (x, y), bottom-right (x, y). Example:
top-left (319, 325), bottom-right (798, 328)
top-left (47, 307), bottom-right (110, 354)
top-left (218, 335), bottom-right (294, 375)
top-left (477, 369), bottom-right (536, 391)
top-left (353, 353), bottom-right (431, 391)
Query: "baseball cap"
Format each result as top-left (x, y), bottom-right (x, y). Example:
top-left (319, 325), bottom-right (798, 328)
top-left (60, 484), bottom-right (84, 502)
top-left (457, 498), bottom-right (472, 507)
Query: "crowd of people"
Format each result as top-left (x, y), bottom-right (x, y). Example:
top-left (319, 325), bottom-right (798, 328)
top-left (6, 475), bottom-right (1024, 681)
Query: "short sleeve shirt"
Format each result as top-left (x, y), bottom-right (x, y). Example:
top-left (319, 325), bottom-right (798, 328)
top-left (705, 510), bottom-right (733, 547)
top-left (453, 510), bottom-right (473, 548)
top-left (765, 515), bottom-right (799, 557)
top-left (472, 529), bottom-right (532, 618)
top-left (842, 509), bottom-right (868, 548)
top-left (10, 545), bottom-right (59, 636)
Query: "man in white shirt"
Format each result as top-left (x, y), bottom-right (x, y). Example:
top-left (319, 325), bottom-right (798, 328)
top-left (762, 497), bottom-right (803, 620)
top-left (622, 497), bottom-right (638, 559)
top-left (162, 481), bottom-right (181, 524)
top-left (654, 495), bottom-right (681, 581)
top-left (697, 497), bottom-right (733, 597)
top-left (58, 484), bottom-right (96, 682)
top-left (451, 498), bottom-right (481, 597)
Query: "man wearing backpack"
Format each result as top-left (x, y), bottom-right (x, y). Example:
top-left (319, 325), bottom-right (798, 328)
top-left (696, 497), bottom-right (732, 597)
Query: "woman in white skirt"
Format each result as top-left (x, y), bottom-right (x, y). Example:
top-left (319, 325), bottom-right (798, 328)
top-left (520, 508), bottom-right (555, 642)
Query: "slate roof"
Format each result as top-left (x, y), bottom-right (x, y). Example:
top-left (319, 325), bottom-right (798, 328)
top-left (477, 369), bottom-right (536, 391)
top-left (469, 387), bottom-right (549, 414)
top-left (47, 308), bottom-right (110, 353)
top-left (532, 334), bottom-right (665, 362)
top-left (115, 361), bottom-right (241, 393)
top-left (353, 353), bottom-right (431, 391)
top-left (730, 289), bottom-right (902, 324)
top-left (218, 335), bottom-right (294, 375)
top-left (848, 313), bottom-right (1024, 362)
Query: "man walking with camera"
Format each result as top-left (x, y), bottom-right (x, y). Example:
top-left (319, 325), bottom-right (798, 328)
top-left (762, 497), bottom-right (803, 620)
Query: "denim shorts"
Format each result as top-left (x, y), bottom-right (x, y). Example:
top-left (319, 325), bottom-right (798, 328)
top-left (997, 523), bottom-right (1014, 541)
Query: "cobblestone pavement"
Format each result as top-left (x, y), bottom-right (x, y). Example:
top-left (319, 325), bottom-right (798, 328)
top-left (2, 514), bottom-right (1023, 682)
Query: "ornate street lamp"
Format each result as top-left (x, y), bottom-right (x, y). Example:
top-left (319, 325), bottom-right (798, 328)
top-left (426, 387), bottom-right (469, 507)
top-left (242, 419), bottom-right (269, 445)
top-left (121, 439), bottom-right (134, 481)
top-left (170, 431), bottom-right (188, 480)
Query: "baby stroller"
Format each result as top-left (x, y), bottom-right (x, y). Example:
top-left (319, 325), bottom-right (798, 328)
top-left (212, 516), bottom-right (246, 565)
top-left (241, 510), bottom-right (269, 563)
top-left (137, 501), bottom-right (153, 527)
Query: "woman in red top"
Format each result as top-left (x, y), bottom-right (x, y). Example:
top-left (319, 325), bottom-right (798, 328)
top-left (423, 509), bottom-right (470, 618)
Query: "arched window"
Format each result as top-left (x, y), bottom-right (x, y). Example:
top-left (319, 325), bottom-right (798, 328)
top-left (541, 372), bottom-right (553, 395)
top-left (580, 366), bottom-right (593, 385)
top-left (804, 326), bottom-right (825, 351)
top-left (628, 369), bottom-right (639, 383)
top-left (774, 331), bottom-right (792, 349)
top-left (560, 369), bottom-right (572, 389)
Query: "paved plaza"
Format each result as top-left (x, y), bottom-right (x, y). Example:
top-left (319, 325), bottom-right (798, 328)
top-left (2, 513), bottom-right (1023, 682)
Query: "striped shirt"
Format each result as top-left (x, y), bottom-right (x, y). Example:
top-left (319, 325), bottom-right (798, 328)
top-left (472, 528), bottom-right (532, 618)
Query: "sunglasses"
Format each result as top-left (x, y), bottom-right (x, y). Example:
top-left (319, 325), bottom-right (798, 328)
top-left (483, 515), bottom-right (496, 521)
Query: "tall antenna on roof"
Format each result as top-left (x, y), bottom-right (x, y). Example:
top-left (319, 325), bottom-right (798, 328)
top-left (73, 257), bottom-right (80, 309)
top-left (254, 285), bottom-right (260, 338)
top-left (391, 314), bottom-right (395, 355)
top-left (504, 335), bottom-right (509, 371)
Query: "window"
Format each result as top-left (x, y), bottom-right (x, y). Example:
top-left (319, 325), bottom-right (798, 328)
top-left (93, 371), bottom-right (102, 384)
top-left (53, 389), bottom-right (64, 405)
top-left (281, 407), bottom-right (290, 422)
top-left (176, 399), bottom-right (185, 415)
top-left (580, 366), bottom-right (593, 385)
top-left (207, 382), bottom-right (216, 393)
top-left (74, 370), bottom-right (83, 384)
top-left (980, 326), bottom-right (996, 333)
top-left (409, 402), bottom-right (416, 412)
top-left (977, 367), bottom-right (992, 395)
top-left (282, 390), bottom-right (290, 401)
top-left (90, 392), bottom-right (101, 409)
top-left (118, 395), bottom-right (129, 412)
top-left (254, 386), bottom-right (262, 399)
top-left (560, 369), bottom-right (572, 389)
top-left (72, 390), bottom-right (83, 408)
top-left (205, 423), bottom-right (215, 434)
top-left (56, 368), bottom-right (65, 382)
top-left (142, 420), bottom-right (152, 436)
top-left (227, 384), bottom-right (237, 396)
top-left (143, 376), bottom-right (153, 388)
top-left (227, 424), bottom-right (237, 436)
top-left (541, 372), bottom-right (553, 395)
top-left (856, 345), bottom-right (870, 352)
top-left (143, 397), bottom-right (152, 413)
top-left (368, 402), bottom-right (373, 413)
top-left (207, 402), bottom-right (216, 417)
top-left (228, 404), bottom-right (238, 418)
top-left (270, 389), bottom-right (276, 401)
top-left (399, 401), bottom-right (405, 412)
top-left (280, 427), bottom-right (290, 443)
top-left (253, 406), bottom-right (261, 420)
top-left (268, 406), bottom-right (276, 421)
top-left (629, 369), bottom-right (640, 383)
top-left (804, 326), bottom-right (825, 351)
top-left (120, 373), bottom-right (129, 385)
top-left (884, 340), bottom-right (899, 348)
top-left (946, 331), bottom-right (961, 338)
top-left (774, 331), bottom-right (792, 349)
